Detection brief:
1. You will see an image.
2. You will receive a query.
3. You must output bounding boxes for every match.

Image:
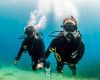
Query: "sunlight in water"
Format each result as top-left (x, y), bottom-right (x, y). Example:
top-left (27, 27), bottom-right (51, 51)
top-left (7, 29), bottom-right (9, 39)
top-left (26, 0), bottom-right (79, 30)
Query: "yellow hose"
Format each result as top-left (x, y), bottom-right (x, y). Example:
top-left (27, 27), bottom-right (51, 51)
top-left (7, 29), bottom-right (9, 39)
top-left (49, 47), bottom-right (61, 61)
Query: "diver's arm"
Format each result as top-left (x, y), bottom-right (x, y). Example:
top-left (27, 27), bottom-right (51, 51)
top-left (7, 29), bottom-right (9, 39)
top-left (44, 47), bottom-right (51, 59)
top-left (44, 42), bottom-right (53, 59)
top-left (15, 39), bottom-right (26, 61)
top-left (77, 41), bottom-right (85, 60)
top-left (15, 45), bottom-right (24, 61)
top-left (44, 39), bottom-right (55, 59)
top-left (15, 44), bottom-right (24, 65)
top-left (74, 41), bottom-right (85, 64)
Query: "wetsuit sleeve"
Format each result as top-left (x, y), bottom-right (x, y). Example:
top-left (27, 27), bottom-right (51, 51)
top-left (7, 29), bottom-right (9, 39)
top-left (44, 47), bottom-right (50, 59)
top-left (73, 41), bottom-right (85, 64)
top-left (70, 31), bottom-right (84, 64)
top-left (15, 39), bottom-right (26, 61)
top-left (77, 41), bottom-right (85, 61)
top-left (44, 39), bottom-right (55, 59)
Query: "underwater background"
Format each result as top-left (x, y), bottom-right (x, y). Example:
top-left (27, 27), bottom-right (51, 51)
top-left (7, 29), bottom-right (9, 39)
top-left (0, 0), bottom-right (100, 80)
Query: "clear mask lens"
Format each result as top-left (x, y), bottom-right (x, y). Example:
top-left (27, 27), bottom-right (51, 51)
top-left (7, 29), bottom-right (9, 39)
top-left (63, 24), bottom-right (76, 32)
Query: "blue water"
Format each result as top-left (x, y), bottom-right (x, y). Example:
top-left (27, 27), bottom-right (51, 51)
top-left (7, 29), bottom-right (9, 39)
top-left (0, 0), bottom-right (100, 79)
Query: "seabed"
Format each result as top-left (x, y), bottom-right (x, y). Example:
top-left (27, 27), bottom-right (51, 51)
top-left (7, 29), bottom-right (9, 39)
top-left (0, 65), bottom-right (98, 80)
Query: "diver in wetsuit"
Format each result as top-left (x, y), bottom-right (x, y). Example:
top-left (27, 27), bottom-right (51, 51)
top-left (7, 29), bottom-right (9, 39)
top-left (43, 16), bottom-right (85, 75)
top-left (15, 26), bottom-right (45, 71)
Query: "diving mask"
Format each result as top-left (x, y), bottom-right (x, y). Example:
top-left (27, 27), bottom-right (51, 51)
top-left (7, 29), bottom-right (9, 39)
top-left (63, 23), bottom-right (77, 32)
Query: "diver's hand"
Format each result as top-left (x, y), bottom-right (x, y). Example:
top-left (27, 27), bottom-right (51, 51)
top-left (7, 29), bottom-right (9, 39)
top-left (38, 58), bottom-right (46, 67)
top-left (36, 62), bottom-right (44, 69)
top-left (14, 60), bottom-right (18, 65)
top-left (14, 57), bottom-right (19, 65)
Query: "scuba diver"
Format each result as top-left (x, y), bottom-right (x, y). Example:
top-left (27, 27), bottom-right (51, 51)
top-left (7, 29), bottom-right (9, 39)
top-left (43, 16), bottom-right (85, 75)
top-left (15, 26), bottom-right (45, 71)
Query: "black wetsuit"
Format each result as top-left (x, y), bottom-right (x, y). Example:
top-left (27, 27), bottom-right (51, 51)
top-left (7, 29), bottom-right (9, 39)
top-left (15, 34), bottom-right (45, 70)
top-left (44, 31), bottom-right (85, 73)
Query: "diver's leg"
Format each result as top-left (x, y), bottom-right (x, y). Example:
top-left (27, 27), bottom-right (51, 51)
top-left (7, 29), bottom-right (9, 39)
top-left (56, 61), bottom-right (64, 73)
top-left (68, 64), bottom-right (76, 75)
top-left (31, 55), bottom-right (44, 71)
top-left (31, 56), bottom-right (38, 71)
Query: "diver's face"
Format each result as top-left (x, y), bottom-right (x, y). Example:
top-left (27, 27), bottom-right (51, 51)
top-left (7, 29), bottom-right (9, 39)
top-left (63, 23), bottom-right (76, 32)
top-left (25, 30), bottom-right (33, 35)
top-left (25, 26), bottom-right (36, 35)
